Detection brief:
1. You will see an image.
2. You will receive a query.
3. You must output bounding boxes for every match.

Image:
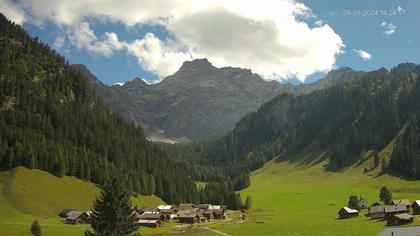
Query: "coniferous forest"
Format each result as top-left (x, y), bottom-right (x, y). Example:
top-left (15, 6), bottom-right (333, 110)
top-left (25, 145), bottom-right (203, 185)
top-left (0, 14), bottom-right (200, 204)
top-left (163, 63), bottom-right (420, 182)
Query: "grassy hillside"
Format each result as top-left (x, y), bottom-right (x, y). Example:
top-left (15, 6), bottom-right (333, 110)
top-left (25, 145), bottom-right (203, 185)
top-left (200, 147), bottom-right (420, 236)
top-left (0, 167), bottom-right (164, 236)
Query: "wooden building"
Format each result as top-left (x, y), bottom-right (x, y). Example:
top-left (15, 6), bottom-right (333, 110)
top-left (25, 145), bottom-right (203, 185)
top-left (368, 205), bottom-right (385, 219)
top-left (137, 219), bottom-right (161, 228)
top-left (392, 199), bottom-right (411, 210)
top-left (412, 200), bottom-right (420, 215)
top-left (387, 213), bottom-right (414, 225)
top-left (337, 207), bottom-right (359, 219)
top-left (384, 205), bottom-right (409, 219)
top-left (66, 211), bottom-right (91, 224)
top-left (358, 198), bottom-right (369, 210)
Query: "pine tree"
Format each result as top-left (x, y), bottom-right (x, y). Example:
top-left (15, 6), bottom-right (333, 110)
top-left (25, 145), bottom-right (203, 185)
top-left (379, 186), bottom-right (392, 205)
top-left (347, 195), bottom-right (359, 209)
top-left (85, 177), bottom-right (138, 236)
top-left (148, 174), bottom-right (156, 195)
top-left (30, 220), bottom-right (42, 236)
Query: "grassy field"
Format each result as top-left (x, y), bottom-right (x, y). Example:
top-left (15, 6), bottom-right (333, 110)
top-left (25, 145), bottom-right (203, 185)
top-left (0, 167), bottom-right (164, 236)
top-left (199, 147), bottom-right (420, 236)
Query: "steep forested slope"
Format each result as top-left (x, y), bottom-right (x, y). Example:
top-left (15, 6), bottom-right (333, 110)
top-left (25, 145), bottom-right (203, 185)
top-left (166, 63), bottom-right (420, 181)
top-left (0, 14), bottom-right (197, 204)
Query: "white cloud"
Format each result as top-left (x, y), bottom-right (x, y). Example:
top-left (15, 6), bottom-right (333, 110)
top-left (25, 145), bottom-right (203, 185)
top-left (125, 33), bottom-right (193, 77)
top-left (52, 36), bottom-right (65, 50)
top-left (4, 0), bottom-right (345, 82)
top-left (0, 0), bottom-right (26, 24)
top-left (67, 22), bottom-right (123, 57)
top-left (353, 49), bottom-right (372, 61)
top-left (380, 22), bottom-right (396, 35)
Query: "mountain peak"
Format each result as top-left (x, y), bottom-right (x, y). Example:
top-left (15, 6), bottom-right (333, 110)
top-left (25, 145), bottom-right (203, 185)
top-left (179, 58), bottom-right (213, 72)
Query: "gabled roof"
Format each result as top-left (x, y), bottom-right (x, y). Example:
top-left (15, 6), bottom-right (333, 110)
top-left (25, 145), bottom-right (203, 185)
top-left (369, 206), bottom-right (385, 214)
top-left (66, 211), bottom-right (84, 220)
top-left (394, 213), bottom-right (413, 220)
top-left (392, 199), bottom-right (411, 206)
top-left (339, 207), bottom-right (358, 214)
top-left (412, 200), bottom-right (420, 207)
top-left (385, 204), bottom-right (407, 213)
top-left (139, 213), bottom-right (161, 219)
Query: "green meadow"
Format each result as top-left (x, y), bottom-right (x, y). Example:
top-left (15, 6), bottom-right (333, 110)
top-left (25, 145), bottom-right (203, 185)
top-left (0, 167), bottom-right (164, 236)
top-left (200, 151), bottom-right (420, 236)
top-left (3, 147), bottom-right (420, 236)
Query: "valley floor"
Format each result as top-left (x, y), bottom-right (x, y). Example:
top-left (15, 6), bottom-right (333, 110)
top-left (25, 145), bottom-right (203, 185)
top-left (199, 156), bottom-right (420, 236)
top-left (3, 154), bottom-right (420, 236)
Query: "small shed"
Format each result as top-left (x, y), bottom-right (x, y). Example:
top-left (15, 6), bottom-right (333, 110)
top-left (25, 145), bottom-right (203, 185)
top-left (368, 205), bottom-right (385, 219)
top-left (338, 207), bottom-right (359, 219)
top-left (387, 213), bottom-right (414, 226)
top-left (412, 200), bottom-right (420, 215)
top-left (178, 213), bottom-right (201, 224)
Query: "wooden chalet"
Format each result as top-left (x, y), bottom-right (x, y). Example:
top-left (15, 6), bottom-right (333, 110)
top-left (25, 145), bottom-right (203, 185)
top-left (392, 199), bottom-right (411, 210)
top-left (203, 209), bottom-right (216, 220)
top-left (178, 212), bottom-right (206, 224)
top-left (358, 199), bottom-right (369, 210)
top-left (66, 211), bottom-right (91, 224)
top-left (384, 205), bottom-right (409, 218)
top-left (139, 212), bottom-right (165, 223)
top-left (159, 208), bottom-right (178, 220)
top-left (137, 219), bottom-right (161, 228)
top-left (387, 213), bottom-right (414, 226)
top-left (214, 209), bottom-right (225, 219)
top-left (59, 208), bottom-right (77, 218)
top-left (368, 205), bottom-right (385, 219)
top-left (338, 207), bottom-right (359, 219)
top-left (412, 200), bottom-right (420, 215)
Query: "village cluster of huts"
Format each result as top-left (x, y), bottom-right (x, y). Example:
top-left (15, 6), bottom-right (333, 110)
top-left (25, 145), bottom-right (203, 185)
top-left (136, 203), bottom-right (227, 228)
top-left (338, 199), bottom-right (420, 226)
top-left (59, 203), bottom-right (227, 228)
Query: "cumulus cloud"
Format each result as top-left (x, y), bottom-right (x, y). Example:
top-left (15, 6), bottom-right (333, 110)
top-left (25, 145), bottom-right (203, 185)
top-left (353, 49), bottom-right (372, 61)
top-left (67, 22), bottom-right (123, 57)
top-left (0, 0), bottom-right (26, 24)
top-left (3, 0), bottom-right (345, 82)
top-left (380, 22), bottom-right (396, 35)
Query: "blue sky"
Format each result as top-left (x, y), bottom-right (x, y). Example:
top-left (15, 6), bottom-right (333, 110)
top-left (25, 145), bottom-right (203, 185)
top-left (2, 0), bottom-right (419, 85)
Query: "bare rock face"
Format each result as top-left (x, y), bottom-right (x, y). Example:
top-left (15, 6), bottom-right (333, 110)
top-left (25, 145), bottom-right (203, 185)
top-left (71, 59), bottom-right (364, 141)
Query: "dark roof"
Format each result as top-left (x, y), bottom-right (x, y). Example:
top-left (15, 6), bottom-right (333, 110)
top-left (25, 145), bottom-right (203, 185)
top-left (369, 206), bottom-right (385, 214)
top-left (179, 203), bottom-right (197, 208)
top-left (66, 211), bottom-right (84, 220)
top-left (385, 205), bottom-right (408, 213)
top-left (198, 204), bottom-right (211, 209)
top-left (139, 213), bottom-right (161, 219)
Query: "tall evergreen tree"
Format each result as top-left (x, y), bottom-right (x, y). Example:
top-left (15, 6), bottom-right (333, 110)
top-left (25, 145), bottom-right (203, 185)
top-left (379, 186), bottom-right (392, 205)
top-left (30, 220), bottom-right (42, 236)
top-left (85, 177), bottom-right (138, 236)
top-left (347, 195), bottom-right (359, 210)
